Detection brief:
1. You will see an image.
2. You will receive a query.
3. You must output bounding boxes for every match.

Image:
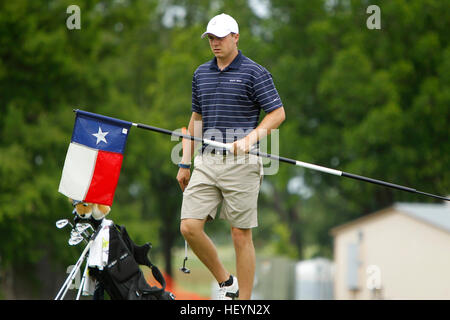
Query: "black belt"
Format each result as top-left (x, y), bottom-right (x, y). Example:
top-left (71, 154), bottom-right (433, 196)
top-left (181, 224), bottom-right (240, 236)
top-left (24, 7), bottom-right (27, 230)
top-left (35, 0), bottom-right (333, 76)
top-left (201, 147), bottom-right (260, 156)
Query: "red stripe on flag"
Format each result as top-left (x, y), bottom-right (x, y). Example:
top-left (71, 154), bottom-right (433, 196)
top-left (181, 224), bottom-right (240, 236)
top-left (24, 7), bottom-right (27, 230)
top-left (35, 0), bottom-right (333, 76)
top-left (84, 150), bottom-right (123, 206)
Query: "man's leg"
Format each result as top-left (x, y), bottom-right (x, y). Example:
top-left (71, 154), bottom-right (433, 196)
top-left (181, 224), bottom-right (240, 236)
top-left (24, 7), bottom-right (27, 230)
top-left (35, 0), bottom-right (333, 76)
top-left (180, 218), bottom-right (230, 284)
top-left (231, 227), bottom-right (255, 300)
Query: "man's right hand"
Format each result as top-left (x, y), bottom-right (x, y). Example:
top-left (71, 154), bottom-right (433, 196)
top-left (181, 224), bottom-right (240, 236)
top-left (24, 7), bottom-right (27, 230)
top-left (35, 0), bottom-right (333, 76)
top-left (177, 167), bottom-right (191, 192)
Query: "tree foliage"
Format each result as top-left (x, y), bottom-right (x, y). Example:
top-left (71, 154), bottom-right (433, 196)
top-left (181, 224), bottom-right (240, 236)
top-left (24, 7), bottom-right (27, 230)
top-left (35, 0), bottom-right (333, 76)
top-left (0, 0), bottom-right (448, 297)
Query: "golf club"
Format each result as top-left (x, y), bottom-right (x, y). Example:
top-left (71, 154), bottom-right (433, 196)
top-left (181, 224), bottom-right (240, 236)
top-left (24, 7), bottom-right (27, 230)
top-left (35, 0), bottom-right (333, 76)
top-left (75, 223), bottom-right (94, 239)
top-left (56, 219), bottom-right (74, 230)
top-left (76, 223), bottom-right (94, 234)
top-left (180, 240), bottom-right (190, 274)
top-left (132, 122), bottom-right (449, 202)
top-left (76, 262), bottom-right (89, 300)
top-left (55, 239), bottom-right (92, 299)
top-left (68, 235), bottom-right (85, 246)
top-left (71, 109), bottom-right (449, 201)
top-left (55, 223), bottom-right (102, 300)
top-left (56, 219), bottom-right (69, 229)
top-left (57, 218), bottom-right (90, 245)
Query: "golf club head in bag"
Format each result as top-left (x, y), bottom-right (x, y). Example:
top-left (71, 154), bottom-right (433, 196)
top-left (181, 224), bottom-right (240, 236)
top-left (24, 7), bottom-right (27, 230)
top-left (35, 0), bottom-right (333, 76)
top-left (76, 223), bottom-right (94, 234)
top-left (56, 219), bottom-right (73, 229)
top-left (68, 234), bottom-right (85, 246)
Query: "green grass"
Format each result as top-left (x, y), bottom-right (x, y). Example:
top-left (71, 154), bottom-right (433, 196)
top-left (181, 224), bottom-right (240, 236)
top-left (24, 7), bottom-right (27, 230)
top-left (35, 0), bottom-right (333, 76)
top-left (172, 244), bottom-right (237, 298)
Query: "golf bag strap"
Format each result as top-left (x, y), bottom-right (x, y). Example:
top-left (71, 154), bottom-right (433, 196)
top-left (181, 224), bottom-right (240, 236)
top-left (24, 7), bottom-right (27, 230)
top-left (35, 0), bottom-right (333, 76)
top-left (135, 243), bottom-right (167, 290)
top-left (149, 264), bottom-right (166, 290)
top-left (116, 225), bottom-right (167, 290)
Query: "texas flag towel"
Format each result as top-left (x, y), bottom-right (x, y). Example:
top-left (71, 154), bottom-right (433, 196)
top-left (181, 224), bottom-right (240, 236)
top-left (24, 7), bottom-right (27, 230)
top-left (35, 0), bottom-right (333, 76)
top-left (58, 110), bottom-right (132, 206)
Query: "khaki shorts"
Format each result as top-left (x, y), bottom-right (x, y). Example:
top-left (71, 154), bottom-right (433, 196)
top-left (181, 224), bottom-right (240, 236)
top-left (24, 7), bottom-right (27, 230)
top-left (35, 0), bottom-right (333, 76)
top-left (181, 153), bottom-right (263, 229)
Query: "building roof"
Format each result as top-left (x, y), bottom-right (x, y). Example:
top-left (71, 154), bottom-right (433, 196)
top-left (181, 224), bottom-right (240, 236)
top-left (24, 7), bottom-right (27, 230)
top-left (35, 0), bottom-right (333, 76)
top-left (330, 201), bottom-right (450, 235)
top-left (394, 202), bottom-right (450, 233)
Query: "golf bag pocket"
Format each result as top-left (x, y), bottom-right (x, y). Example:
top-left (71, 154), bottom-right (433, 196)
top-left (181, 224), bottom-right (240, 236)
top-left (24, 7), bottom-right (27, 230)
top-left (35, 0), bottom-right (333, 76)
top-left (105, 257), bottom-right (149, 300)
top-left (128, 274), bottom-right (159, 300)
top-left (90, 224), bottom-right (175, 300)
top-left (107, 252), bottom-right (140, 283)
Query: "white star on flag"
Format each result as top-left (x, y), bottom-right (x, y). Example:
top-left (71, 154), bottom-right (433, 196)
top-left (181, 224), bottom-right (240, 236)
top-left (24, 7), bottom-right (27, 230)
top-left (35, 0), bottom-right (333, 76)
top-left (92, 127), bottom-right (109, 144)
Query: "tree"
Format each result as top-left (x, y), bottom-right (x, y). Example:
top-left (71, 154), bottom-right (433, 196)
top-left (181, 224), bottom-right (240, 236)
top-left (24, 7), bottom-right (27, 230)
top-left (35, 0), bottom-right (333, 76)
top-left (1, 0), bottom-right (448, 298)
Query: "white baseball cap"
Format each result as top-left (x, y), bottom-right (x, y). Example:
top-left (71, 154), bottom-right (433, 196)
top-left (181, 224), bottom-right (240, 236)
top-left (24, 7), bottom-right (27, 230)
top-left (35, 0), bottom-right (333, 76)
top-left (201, 13), bottom-right (239, 38)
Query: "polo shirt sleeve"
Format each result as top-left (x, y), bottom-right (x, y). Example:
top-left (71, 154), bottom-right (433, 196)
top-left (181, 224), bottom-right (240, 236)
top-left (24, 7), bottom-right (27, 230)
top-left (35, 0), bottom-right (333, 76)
top-left (191, 73), bottom-right (202, 114)
top-left (252, 69), bottom-right (283, 113)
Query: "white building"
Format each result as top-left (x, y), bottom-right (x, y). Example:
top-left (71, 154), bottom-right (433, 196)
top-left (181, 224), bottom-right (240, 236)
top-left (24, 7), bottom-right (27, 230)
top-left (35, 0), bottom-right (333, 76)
top-left (331, 202), bottom-right (450, 299)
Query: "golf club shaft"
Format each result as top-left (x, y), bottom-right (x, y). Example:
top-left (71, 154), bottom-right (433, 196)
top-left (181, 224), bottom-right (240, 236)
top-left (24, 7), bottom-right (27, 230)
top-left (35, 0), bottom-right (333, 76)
top-left (76, 262), bottom-right (89, 300)
top-left (55, 223), bottom-right (103, 300)
top-left (133, 122), bottom-right (449, 202)
top-left (55, 240), bottom-right (92, 300)
top-left (136, 123), bottom-right (224, 149)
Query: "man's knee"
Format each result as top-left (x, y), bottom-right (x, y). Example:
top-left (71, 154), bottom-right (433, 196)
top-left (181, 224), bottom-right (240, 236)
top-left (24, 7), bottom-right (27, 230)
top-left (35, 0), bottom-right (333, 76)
top-left (180, 219), bottom-right (204, 240)
top-left (231, 227), bottom-right (252, 246)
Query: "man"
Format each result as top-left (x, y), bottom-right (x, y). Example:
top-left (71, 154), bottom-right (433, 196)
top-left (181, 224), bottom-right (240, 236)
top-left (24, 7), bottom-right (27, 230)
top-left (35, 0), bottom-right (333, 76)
top-left (176, 13), bottom-right (285, 300)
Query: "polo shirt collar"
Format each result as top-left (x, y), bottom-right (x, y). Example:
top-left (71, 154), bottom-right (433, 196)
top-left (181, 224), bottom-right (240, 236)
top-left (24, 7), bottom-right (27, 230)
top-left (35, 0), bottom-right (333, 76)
top-left (209, 50), bottom-right (243, 71)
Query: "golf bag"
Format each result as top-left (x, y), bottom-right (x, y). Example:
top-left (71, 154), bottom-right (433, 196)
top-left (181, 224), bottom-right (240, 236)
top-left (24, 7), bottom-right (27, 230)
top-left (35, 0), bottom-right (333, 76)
top-left (89, 224), bottom-right (175, 300)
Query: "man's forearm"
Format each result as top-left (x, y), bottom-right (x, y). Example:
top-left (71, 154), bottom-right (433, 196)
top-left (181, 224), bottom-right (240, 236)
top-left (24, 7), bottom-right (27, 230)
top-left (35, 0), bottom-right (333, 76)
top-left (181, 112), bottom-right (202, 164)
top-left (229, 106), bottom-right (285, 155)
top-left (246, 106), bottom-right (286, 146)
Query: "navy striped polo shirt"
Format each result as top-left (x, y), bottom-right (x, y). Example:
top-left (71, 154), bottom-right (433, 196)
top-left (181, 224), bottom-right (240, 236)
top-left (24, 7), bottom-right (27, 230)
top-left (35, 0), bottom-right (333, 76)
top-left (192, 50), bottom-right (283, 150)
